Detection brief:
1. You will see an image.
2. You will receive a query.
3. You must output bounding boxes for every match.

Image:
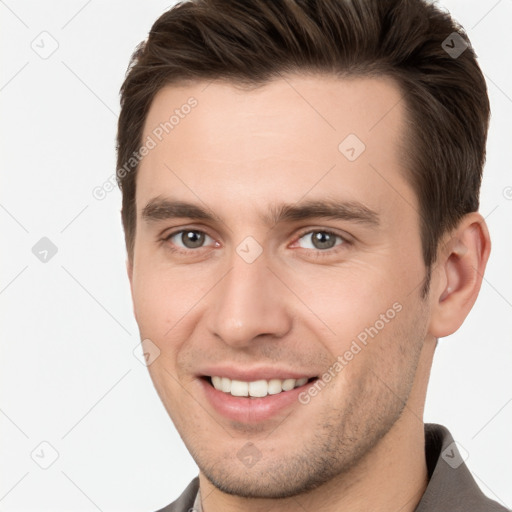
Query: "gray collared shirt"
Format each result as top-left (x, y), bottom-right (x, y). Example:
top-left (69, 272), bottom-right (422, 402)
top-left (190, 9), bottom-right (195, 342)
top-left (157, 423), bottom-right (510, 511)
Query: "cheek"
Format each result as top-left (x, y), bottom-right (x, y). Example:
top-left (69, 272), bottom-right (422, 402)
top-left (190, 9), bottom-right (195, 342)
top-left (131, 261), bottom-right (216, 380)
top-left (131, 262), bottom-right (195, 335)
top-left (329, 296), bottom-right (427, 407)
top-left (289, 254), bottom-right (425, 368)
top-left (286, 259), bottom-right (402, 331)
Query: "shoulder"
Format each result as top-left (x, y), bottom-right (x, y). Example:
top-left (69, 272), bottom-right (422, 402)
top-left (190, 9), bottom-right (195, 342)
top-left (416, 424), bottom-right (510, 512)
top-left (154, 476), bottom-right (199, 512)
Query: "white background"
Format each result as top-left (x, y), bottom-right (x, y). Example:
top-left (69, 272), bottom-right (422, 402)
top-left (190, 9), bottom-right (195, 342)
top-left (1, 0), bottom-right (511, 510)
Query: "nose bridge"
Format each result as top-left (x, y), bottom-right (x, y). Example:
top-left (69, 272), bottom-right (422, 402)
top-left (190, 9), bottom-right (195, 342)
top-left (208, 247), bottom-right (291, 346)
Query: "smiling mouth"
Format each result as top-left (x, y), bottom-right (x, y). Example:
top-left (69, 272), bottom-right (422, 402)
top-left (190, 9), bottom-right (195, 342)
top-left (202, 376), bottom-right (318, 398)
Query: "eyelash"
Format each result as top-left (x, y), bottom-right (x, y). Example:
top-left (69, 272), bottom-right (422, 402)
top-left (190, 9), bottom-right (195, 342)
top-left (161, 228), bottom-right (351, 258)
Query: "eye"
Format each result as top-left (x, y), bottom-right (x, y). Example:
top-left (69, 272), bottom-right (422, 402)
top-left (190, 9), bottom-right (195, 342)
top-left (295, 230), bottom-right (346, 251)
top-left (164, 229), bottom-right (216, 251)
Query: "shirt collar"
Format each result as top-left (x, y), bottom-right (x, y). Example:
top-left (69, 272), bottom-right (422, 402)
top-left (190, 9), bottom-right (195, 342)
top-left (192, 423), bottom-right (505, 512)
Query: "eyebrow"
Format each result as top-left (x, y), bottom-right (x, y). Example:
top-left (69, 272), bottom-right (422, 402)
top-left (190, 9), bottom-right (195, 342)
top-left (141, 197), bottom-right (380, 228)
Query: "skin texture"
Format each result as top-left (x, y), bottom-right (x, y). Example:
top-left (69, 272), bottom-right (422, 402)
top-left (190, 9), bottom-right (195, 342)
top-left (127, 74), bottom-right (490, 512)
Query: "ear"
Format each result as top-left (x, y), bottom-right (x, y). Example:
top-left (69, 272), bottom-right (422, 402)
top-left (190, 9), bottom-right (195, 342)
top-left (428, 212), bottom-right (491, 338)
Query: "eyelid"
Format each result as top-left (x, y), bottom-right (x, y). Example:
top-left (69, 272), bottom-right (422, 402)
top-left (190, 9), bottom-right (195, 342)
top-left (292, 227), bottom-right (353, 245)
top-left (162, 227), bottom-right (217, 247)
top-left (161, 226), bottom-right (353, 255)
top-left (162, 223), bottom-right (214, 239)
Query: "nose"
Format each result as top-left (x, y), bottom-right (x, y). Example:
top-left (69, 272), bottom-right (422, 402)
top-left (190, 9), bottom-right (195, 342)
top-left (206, 250), bottom-right (293, 348)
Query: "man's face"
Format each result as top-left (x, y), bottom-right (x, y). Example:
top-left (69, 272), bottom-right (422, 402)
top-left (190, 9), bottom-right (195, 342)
top-left (129, 75), bottom-right (433, 497)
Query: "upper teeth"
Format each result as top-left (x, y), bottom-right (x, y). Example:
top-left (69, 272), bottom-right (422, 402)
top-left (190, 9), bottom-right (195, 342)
top-left (211, 376), bottom-right (309, 397)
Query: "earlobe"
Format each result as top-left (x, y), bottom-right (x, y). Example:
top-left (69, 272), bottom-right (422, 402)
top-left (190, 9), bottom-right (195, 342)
top-left (428, 213), bottom-right (491, 338)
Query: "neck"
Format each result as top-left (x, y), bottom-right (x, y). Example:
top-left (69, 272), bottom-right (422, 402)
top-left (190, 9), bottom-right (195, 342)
top-left (199, 338), bottom-right (436, 512)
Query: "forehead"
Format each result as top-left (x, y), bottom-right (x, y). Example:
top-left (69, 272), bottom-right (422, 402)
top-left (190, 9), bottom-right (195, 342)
top-left (136, 74), bottom-right (415, 225)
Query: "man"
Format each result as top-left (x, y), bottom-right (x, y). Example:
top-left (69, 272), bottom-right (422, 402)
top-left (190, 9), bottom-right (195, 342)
top-left (116, 0), bottom-right (507, 510)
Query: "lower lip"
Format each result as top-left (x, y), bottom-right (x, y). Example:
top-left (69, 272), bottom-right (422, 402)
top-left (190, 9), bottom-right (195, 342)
top-left (199, 378), bottom-right (315, 423)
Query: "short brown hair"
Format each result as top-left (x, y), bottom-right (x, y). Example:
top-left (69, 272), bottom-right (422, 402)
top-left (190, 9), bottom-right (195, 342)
top-left (116, 0), bottom-right (490, 289)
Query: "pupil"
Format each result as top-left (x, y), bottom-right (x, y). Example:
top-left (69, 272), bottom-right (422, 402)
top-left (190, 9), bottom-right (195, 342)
top-left (313, 231), bottom-right (335, 250)
top-left (183, 231), bottom-right (204, 248)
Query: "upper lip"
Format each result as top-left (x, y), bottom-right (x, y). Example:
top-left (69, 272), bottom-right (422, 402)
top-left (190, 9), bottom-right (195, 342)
top-left (197, 366), bottom-right (318, 382)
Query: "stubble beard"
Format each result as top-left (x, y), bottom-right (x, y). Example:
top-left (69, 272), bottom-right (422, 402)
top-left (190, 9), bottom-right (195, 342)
top-left (176, 300), bottom-right (429, 499)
